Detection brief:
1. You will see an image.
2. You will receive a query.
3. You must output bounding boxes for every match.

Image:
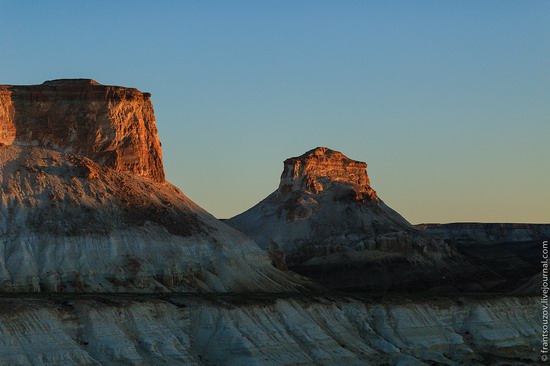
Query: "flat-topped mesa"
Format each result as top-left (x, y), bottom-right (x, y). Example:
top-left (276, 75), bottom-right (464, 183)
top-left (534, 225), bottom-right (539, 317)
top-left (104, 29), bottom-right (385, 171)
top-left (0, 79), bottom-right (164, 182)
top-left (279, 147), bottom-right (378, 200)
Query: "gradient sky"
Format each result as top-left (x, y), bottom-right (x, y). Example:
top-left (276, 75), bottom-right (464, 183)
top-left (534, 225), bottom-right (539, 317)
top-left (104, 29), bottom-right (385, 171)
top-left (0, 1), bottom-right (548, 223)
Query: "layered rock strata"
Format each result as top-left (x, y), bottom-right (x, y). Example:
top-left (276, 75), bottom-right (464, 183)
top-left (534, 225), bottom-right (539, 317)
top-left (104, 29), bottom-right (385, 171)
top-left (278, 147), bottom-right (377, 201)
top-left (0, 79), bottom-right (164, 182)
top-left (418, 222), bottom-right (550, 243)
top-left (228, 147), bottom-right (461, 290)
top-left (0, 80), bottom-right (313, 293)
top-left (0, 294), bottom-right (540, 365)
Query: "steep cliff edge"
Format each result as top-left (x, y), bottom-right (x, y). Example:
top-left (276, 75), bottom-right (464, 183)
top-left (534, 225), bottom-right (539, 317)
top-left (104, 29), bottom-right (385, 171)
top-left (278, 147), bottom-right (378, 202)
top-left (0, 80), bottom-right (314, 293)
top-left (0, 79), bottom-right (164, 182)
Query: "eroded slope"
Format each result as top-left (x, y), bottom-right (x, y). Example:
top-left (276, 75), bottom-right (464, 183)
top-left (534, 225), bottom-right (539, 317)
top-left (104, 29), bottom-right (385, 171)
top-left (0, 79), bottom-right (313, 293)
top-left (0, 294), bottom-right (539, 365)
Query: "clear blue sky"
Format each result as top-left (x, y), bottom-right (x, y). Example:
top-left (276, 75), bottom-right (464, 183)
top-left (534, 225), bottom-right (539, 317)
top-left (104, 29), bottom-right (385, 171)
top-left (1, 1), bottom-right (548, 223)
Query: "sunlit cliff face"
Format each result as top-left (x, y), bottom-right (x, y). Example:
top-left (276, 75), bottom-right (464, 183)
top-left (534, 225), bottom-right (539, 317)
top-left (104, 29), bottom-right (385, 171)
top-left (0, 79), bottom-right (164, 182)
top-left (278, 146), bottom-right (378, 201)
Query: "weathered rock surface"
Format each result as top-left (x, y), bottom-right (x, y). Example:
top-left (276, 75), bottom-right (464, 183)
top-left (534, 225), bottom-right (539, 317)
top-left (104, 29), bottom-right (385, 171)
top-left (227, 147), bottom-right (463, 290)
top-left (278, 147), bottom-right (377, 201)
top-left (0, 79), bottom-right (164, 182)
top-left (417, 223), bottom-right (547, 294)
top-left (228, 147), bottom-right (442, 262)
top-left (418, 222), bottom-right (550, 243)
top-left (0, 294), bottom-right (540, 365)
top-left (0, 80), bottom-right (314, 293)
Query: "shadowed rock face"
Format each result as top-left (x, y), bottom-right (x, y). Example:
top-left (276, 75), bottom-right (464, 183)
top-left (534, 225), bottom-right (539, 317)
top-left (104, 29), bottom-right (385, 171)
top-left (417, 223), bottom-right (548, 294)
top-left (0, 79), bottom-right (164, 182)
top-left (417, 222), bottom-right (550, 243)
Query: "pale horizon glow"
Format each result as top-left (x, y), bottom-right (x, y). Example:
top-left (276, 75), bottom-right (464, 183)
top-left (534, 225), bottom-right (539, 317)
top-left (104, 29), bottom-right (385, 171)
top-left (0, 1), bottom-right (548, 224)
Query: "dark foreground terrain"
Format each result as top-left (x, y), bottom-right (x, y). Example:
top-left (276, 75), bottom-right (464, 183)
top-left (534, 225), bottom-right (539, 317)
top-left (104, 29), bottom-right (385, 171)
top-left (292, 240), bottom-right (542, 293)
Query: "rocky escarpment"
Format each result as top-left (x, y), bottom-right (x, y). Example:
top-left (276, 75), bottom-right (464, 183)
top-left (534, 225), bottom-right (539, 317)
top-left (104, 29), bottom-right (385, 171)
top-left (227, 147), bottom-right (471, 291)
top-left (0, 79), bottom-right (164, 182)
top-left (278, 147), bottom-right (378, 201)
top-left (0, 79), bottom-right (314, 293)
top-left (418, 222), bottom-right (550, 243)
top-left (418, 223), bottom-right (548, 294)
top-left (0, 294), bottom-right (540, 365)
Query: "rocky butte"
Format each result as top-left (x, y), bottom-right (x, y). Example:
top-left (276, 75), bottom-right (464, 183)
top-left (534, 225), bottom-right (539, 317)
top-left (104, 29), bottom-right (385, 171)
top-left (0, 79), bottom-right (164, 181)
top-left (278, 147), bottom-right (378, 201)
top-left (0, 79), bottom-right (313, 293)
top-left (229, 147), bottom-right (416, 253)
top-left (229, 147), bottom-right (442, 290)
top-left (228, 147), bottom-right (538, 292)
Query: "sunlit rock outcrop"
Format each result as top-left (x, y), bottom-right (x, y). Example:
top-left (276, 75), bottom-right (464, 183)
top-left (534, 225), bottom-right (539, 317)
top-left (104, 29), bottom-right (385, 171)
top-left (0, 79), bottom-right (164, 182)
